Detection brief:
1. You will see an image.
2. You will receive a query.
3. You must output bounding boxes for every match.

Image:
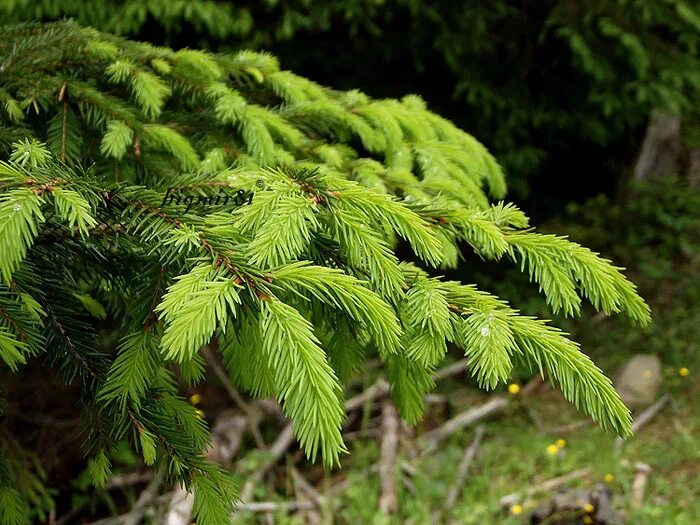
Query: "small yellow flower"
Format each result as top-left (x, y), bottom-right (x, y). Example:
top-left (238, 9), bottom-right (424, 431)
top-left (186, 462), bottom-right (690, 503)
top-left (194, 409), bottom-right (205, 419)
top-left (583, 516), bottom-right (593, 524)
top-left (583, 503), bottom-right (595, 513)
top-left (643, 369), bottom-right (652, 379)
top-left (556, 438), bottom-right (567, 448)
top-left (604, 473), bottom-right (614, 483)
top-left (189, 393), bottom-right (202, 405)
top-left (546, 444), bottom-right (559, 456)
top-left (679, 367), bottom-right (689, 377)
top-left (510, 504), bottom-right (523, 515)
top-left (508, 383), bottom-right (521, 395)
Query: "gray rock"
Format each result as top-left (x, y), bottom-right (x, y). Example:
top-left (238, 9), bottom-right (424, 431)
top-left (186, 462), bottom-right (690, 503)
top-left (615, 354), bottom-right (662, 408)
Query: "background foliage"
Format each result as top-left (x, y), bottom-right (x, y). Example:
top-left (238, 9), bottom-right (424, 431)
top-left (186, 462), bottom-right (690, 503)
top-left (4, 0), bottom-right (700, 202)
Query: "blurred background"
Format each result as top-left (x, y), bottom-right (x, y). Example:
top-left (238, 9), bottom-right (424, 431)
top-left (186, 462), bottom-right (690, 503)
top-left (2, 1), bottom-right (699, 523)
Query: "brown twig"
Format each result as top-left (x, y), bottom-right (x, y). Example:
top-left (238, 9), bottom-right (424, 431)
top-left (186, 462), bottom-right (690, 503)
top-left (631, 462), bottom-right (652, 508)
top-left (432, 358), bottom-right (469, 380)
top-left (444, 425), bottom-right (485, 509)
top-left (421, 397), bottom-right (507, 454)
top-left (344, 378), bottom-right (389, 412)
top-left (240, 423), bottom-right (296, 502)
top-left (379, 399), bottom-right (400, 514)
top-left (123, 470), bottom-right (164, 525)
top-left (499, 468), bottom-right (592, 507)
top-left (543, 419), bottom-right (592, 435)
top-left (615, 394), bottom-right (672, 449)
top-left (236, 501), bottom-right (316, 512)
top-left (290, 467), bottom-right (324, 524)
top-left (104, 471), bottom-right (153, 490)
top-left (631, 394), bottom-right (672, 433)
top-left (202, 346), bottom-right (266, 448)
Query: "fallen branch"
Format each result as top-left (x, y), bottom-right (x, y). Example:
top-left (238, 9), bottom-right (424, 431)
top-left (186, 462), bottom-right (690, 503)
top-left (421, 397), bottom-right (507, 454)
top-left (444, 425), bottom-right (485, 509)
top-left (543, 419), bottom-right (592, 435)
top-left (104, 471), bottom-right (153, 490)
top-left (631, 462), bottom-right (652, 508)
top-left (344, 379), bottom-right (389, 412)
top-left (631, 394), bottom-right (672, 434)
top-left (379, 399), bottom-right (400, 514)
top-left (290, 467), bottom-right (324, 525)
top-left (615, 394), bottom-right (671, 449)
top-left (433, 358), bottom-right (468, 381)
top-left (240, 423), bottom-right (296, 502)
top-left (84, 494), bottom-right (172, 525)
top-left (164, 412), bottom-right (249, 525)
top-left (123, 470), bottom-right (163, 525)
top-left (499, 468), bottom-right (591, 507)
top-left (202, 346), bottom-right (266, 448)
top-left (343, 359), bottom-right (470, 413)
top-left (235, 501), bottom-right (316, 512)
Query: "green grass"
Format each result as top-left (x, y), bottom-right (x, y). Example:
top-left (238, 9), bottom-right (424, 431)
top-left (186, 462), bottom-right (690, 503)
top-left (229, 352), bottom-right (699, 524)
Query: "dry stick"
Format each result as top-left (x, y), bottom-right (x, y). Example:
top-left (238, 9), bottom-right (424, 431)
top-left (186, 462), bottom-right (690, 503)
top-left (615, 394), bottom-right (672, 449)
top-left (631, 394), bottom-right (672, 433)
top-left (290, 467), bottom-right (324, 525)
top-left (378, 399), bottom-right (400, 514)
top-left (420, 374), bottom-right (544, 454)
top-left (122, 471), bottom-right (164, 525)
top-left (240, 378), bottom-right (389, 504)
top-left (104, 471), bottom-right (153, 490)
top-left (421, 397), bottom-right (507, 454)
top-left (344, 378), bottom-right (389, 411)
top-left (239, 358), bottom-right (473, 506)
top-left (433, 358), bottom-right (469, 380)
top-left (83, 495), bottom-right (175, 525)
top-left (443, 425), bottom-right (486, 509)
top-left (240, 423), bottom-right (296, 502)
top-left (543, 419), bottom-right (592, 435)
top-left (164, 413), bottom-right (249, 525)
top-left (343, 358), bottom-right (470, 413)
top-left (202, 346), bottom-right (267, 448)
top-left (631, 462), bottom-right (652, 508)
top-left (57, 470), bottom-right (156, 523)
top-left (237, 501), bottom-right (316, 512)
top-left (499, 468), bottom-right (592, 507)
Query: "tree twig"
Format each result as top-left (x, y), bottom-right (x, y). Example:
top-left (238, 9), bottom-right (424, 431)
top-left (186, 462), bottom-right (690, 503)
top-left (202, 346), bottom-right (266, 448)
top-left (615, 394), bottom-right (671, 449)
top-left (421, 397), bottom-right (507, 454)
top-left (499, 468), bottom-right (591, 506)
top-left (123, 470), bottom-right (164, 525)
top-left (444, 425), bottom-right (485, 509)
top-left (290, 467), bottom-right (323, 525)
top-left (631, 462), bottom-right (652, 508)
top-left (235, 501), bottom-right (316, 512)
top-left (240, 423), bottom-right (296, 502)
top-left (379, 399), bottom-right (399, 514)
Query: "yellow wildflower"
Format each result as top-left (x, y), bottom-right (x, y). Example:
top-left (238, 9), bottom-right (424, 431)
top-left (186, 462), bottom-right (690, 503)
top-left (556, 438), bottom-right (567, 448)
top-left (510, 504), bottom-right (523, 515)
top-left (604, 473), bottom-right (614, 483)
top-left (508, 383), bottom-right (521, 395)
top-left (583, 516), bottom-right (593, 524)
top-left (189, 393), bottom-right (202, 405)
top-left (546, 444), bottom-right (559, 456)
top-left (679, 367), bottom-right (689, 377)
top-left (583, 503), bottom-right (595, 513)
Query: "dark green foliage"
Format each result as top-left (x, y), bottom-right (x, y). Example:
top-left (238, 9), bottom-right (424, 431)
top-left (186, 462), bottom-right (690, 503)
top-left (0, 21), bottom-right (651, 523)
top-left (4, 1), bottom-right (699, 194)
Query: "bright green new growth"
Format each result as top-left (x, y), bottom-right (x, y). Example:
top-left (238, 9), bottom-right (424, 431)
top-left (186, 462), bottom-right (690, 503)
top-left (0, 21), bottom-right (649, 524)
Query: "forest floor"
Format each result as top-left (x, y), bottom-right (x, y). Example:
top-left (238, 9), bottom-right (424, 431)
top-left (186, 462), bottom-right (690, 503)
top-left (223, 345), bottom-right (699, 525)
